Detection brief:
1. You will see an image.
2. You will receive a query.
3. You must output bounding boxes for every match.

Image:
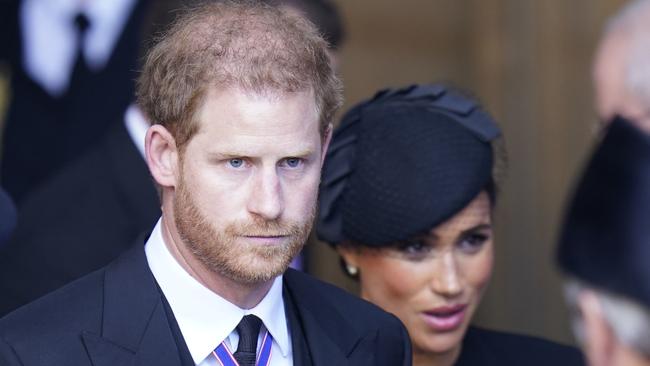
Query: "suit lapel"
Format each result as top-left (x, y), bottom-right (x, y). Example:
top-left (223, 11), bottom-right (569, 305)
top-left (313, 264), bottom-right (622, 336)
top-left (284, 285), bottom-right (312, 366)
top-left (283, 269), bottom-right (364, 366)
top-left (81, 245), bottom-right (182, 366)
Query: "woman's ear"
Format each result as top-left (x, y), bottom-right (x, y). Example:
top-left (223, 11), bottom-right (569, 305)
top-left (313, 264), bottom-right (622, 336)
top-left (145, 124), bottom-right (179, 188)
top-left (337, 244), bottom-right (361, 277)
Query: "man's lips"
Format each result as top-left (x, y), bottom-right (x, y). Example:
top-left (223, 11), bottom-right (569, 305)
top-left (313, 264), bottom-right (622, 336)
top-left (421, 304), bottom-right (467, 332)
top-left (241, 235), bottom-right (289, 245)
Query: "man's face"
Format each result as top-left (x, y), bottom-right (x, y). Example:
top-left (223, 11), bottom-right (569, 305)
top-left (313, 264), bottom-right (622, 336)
top-left (173, 88), bottom-right (325, 284)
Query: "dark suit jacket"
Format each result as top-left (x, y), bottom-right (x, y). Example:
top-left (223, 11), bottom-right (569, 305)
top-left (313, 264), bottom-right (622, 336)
top-left (0, 244), bottom-right (412, 366)
top-left (0, 0), bottom-right (150, 202)
top-left (455, 326), bottom-right (584, 365)
top-left (0, 121), bottom-right (160, 317)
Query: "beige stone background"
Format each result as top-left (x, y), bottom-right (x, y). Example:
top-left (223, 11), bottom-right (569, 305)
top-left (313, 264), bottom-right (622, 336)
top-left (0, 0), bottom-right (627, 345)
top-left (307, 0), bottom-right (627, 345)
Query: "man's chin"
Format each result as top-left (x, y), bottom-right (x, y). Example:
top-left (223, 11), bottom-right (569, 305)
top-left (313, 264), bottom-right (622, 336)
top-left (208, 252), bottom-right (297, 285)
top-left (218, 264), bottom-right (289, 285)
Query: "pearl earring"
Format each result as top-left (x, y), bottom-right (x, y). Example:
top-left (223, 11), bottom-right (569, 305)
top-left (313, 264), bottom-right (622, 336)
top-left (346, 264), bottom-right (358, 276)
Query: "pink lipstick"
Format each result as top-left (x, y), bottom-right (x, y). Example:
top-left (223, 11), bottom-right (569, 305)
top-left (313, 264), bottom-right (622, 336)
top-left (421, 304), bottom-right (467, 332)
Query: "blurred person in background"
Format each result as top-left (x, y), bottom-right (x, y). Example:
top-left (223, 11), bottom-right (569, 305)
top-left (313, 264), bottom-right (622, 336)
top-left (0, 0), bottom-right (176, 317)
top-left (317, 84), bottom-right (584, 366)
top-left (0, 0), bottom-right (151, 203)
top-left (593, 0), bottom-right (650, 133)
top-left (558, 117), bottom-right (650, 366)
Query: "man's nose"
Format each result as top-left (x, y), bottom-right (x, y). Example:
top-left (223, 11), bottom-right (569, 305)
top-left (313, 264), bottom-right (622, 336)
top-left (247, 168), bottom-right (283, 220)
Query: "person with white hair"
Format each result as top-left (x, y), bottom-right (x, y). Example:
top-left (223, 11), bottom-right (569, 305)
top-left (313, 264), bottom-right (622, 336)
top-left (593, 0), bottom-right (650, 133)
top-left (557, 117), bottom-right (650, 366)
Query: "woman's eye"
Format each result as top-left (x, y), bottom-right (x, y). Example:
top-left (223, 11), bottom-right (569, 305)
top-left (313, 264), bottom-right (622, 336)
top-left (459, 233), bottom-right (489, 253)
top-left (395, 240), bottom-right (432, 261)
top-left (228, 158), bottom-right (245, 168)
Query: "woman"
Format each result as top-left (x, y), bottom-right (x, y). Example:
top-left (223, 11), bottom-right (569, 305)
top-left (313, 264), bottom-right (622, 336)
top-left (316, 84), bottom-right (584, 366)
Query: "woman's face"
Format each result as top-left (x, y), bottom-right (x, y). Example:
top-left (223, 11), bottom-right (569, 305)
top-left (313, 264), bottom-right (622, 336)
top-left (339, 192), bottom-right (494, 357)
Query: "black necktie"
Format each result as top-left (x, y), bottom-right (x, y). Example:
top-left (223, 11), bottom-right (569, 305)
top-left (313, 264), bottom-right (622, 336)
top-left (234, 315), bottom-right (262, 366)
top-left (68, 12), bottom-right (91, 93)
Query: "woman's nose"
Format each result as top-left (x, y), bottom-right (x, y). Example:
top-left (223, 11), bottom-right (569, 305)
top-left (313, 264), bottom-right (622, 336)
top-left (430, 252), bottom-right (463, 298)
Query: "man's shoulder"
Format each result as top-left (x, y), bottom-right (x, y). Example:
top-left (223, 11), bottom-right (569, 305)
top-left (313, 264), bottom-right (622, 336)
top-left (283, 269), bottom-right (411, 365)
top-left (283, 269), bottom-right (403, 328)
top-left (0, 268), bottom-right (105, 345)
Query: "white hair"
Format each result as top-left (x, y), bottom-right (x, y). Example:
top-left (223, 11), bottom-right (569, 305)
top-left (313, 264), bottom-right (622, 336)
top-left (564, 278), bottom-right (650, 357)
top-left (603, 0), bottom-right (650, 108)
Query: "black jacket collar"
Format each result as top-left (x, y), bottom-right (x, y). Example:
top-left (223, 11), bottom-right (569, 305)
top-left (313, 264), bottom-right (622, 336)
top-left (81, 246), bottom-right (363, 366)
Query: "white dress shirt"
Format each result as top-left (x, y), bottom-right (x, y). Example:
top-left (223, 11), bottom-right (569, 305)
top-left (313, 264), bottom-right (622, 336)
top-left (145, 219), bottom-right (293, 366)
top-left (123, 103), bottom-right (148, 158)
top-left (21, 0), bottom-right (137, 96)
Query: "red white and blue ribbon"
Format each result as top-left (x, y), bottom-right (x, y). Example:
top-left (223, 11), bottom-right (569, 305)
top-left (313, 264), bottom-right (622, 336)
top-left (213, 331), bottom-right (273, 366)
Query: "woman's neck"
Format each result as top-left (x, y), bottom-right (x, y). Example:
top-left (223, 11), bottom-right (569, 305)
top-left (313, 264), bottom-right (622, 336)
top-left (413, 345), bottom-right (461, 366)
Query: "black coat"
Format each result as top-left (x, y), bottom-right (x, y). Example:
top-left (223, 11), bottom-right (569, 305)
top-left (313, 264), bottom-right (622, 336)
top-left (455, 326), bottom-right (585, 365)
top-left (0, 244), bottom-right (412, 366)
top-left (0, 121), bottom-right (160, 317)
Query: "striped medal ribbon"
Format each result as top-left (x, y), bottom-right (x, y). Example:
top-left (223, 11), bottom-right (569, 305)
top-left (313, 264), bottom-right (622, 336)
top-left (213, 331), bottom-right (273, 366)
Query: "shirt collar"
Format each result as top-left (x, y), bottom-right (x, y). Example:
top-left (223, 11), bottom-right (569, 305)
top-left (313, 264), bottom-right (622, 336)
top-left (123, 103), bottom-right (148, 158)
top-left (145, 218), bottom-right (290, 364)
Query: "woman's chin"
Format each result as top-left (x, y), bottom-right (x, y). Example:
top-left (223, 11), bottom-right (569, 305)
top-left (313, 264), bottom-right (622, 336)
top-left (414, 325), bottom-right (467, 355)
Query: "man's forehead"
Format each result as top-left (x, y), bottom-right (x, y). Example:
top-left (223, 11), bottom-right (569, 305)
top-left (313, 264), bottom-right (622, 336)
top-left (188, 86), bottom-right (321, 150)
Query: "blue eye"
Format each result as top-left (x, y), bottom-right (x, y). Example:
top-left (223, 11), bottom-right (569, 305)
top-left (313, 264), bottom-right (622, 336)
top-left (284, 157), bottom-right (302, 168)
top-left (228, 158), bottom-right (244, 168)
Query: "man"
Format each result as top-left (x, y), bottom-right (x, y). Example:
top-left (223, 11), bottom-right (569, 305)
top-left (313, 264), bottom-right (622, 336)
top-left (557, 117), bottom-right (650, 366)
top-left (592, 0), bottom-right (650, 132)
top-left (0, 3), bottom-right (411, 366)
top-left (0, 0), bottom-right (346, 317)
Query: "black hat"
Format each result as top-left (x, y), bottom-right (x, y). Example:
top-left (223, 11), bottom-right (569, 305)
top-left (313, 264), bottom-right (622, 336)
top-left (558, 117), bottom-right (650, 308)
top-left (317, 84), bottom-right (501, 246)
top-left (0, 187), bottom-right (16, 248)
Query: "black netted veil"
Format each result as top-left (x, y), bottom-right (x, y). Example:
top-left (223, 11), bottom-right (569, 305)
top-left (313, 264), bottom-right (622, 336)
top-left (317, 84), bottom-right (500, 246)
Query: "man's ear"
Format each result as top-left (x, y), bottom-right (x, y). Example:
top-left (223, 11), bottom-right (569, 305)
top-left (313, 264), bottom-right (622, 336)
top-left (579, 290), bottom-right (615, 366)
top-left (320, 123), bottom-right (333, 166)
top-left (145, 124), bottom-right (179, 188)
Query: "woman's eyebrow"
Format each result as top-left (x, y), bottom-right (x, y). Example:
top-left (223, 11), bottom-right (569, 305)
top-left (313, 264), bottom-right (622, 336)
top-left (459, 223), bottom-right (492, 237)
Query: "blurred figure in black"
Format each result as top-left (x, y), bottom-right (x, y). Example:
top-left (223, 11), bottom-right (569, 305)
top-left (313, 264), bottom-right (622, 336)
top-left (0, 0), bottom-right (151, 203)
top-left (0, 0), bottom-right (182, 316)
top-left (558, 117), bottom-right (650, 366)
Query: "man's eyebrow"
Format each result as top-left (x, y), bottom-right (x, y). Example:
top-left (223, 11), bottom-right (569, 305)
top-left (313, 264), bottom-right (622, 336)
top-left (286, 148), bottom-right (316, 157)
top-left (206, 148), bottom-right (317, 159)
